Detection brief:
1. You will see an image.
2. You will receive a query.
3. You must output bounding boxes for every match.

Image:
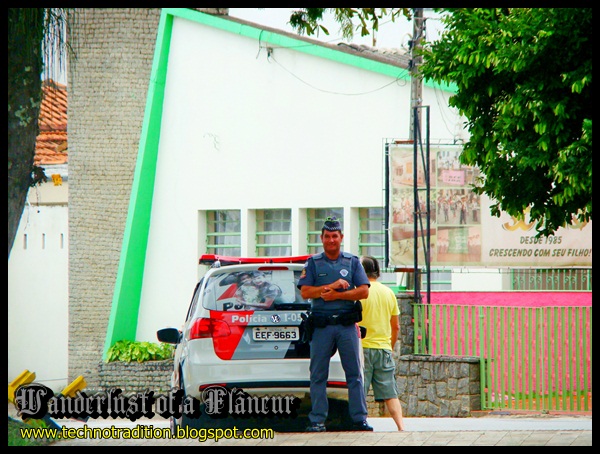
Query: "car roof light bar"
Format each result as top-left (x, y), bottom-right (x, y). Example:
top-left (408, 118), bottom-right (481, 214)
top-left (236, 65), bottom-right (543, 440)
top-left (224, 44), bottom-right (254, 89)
top-left (199, 254), bottom-right (311, 267)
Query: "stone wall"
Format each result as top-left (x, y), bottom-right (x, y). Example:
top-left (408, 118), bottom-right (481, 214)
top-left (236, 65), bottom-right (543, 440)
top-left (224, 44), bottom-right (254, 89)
top-left (396, 354), bottom-right (481, 417)
top-left (367, 355), bottom-right (481, 418)
top-left (96, 355), bottom-right (481, 418)
top-left (367, 295), bottom-right (481, 417)
top-left (97, 360), bottom-right (173, 395)
top-left (68, 7), bottom-right (164, 391)
top-left (396, 294), bottom-right (415, 355)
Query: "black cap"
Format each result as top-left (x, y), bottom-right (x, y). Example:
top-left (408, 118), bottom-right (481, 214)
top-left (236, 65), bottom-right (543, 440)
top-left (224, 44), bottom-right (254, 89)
top-left (322, 216), bottom-right (342, 232)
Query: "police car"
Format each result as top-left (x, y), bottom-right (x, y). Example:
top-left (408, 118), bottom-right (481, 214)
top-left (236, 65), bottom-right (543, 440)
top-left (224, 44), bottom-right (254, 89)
top-left (156, 254), bottom-right (351, 432)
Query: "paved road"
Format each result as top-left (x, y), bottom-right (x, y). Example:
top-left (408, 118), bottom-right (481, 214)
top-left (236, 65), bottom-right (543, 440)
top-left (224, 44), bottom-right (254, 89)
top-left (10, 404), bottom-right (591, 446)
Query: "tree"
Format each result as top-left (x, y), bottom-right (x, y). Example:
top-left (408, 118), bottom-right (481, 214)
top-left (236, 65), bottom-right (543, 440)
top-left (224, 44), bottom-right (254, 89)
top-left (8, 8), bottom-right (69, 259)
top-left (288, 8), bottom-right (412, 42)
top-left (419, 8), bottom-right (592, 237)
top-left (290, 8), bottom-right (592, 236)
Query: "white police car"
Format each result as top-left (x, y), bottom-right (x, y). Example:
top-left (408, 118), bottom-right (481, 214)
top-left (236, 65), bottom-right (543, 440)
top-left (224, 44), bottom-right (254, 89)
top-left (157, 254), bottom-right (351, 432)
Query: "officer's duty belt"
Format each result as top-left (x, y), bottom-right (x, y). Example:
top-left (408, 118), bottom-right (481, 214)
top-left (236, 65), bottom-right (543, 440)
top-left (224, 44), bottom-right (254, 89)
top-left (312, 311), bottom-right (360, 327)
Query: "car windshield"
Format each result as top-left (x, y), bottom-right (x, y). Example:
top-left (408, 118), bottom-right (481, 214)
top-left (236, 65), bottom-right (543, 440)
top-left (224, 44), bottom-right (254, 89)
top-left (202, 269), bottom-right (310, 311)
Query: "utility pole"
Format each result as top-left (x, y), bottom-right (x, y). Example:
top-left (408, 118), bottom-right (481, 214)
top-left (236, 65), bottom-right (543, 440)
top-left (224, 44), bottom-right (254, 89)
top-left (408, 8), bottom-right (431, 313)
top-left (409, 8), bottom-right (424, 140)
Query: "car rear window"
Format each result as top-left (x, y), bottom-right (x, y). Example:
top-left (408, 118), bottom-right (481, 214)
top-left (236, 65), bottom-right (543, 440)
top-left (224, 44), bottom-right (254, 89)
top-left (202, 269), bottom-right (308, 311)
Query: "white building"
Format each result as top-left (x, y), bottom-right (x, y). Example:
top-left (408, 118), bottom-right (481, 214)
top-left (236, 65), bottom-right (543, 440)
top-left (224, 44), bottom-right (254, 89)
top-left (8, 80), bottom-right (69, 392)
top-left (8, 172), bottom-right (69, 392)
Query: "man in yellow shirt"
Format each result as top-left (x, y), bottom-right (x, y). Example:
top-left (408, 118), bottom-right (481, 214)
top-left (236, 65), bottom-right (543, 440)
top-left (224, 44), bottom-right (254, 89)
top-left (358, 256), bottom-right (405, 431)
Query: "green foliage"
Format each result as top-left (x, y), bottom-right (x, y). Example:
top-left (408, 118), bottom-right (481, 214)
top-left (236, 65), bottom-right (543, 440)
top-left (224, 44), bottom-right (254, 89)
top-left (106, 339), bottom-right (174, 363)
top-left (289, 8), bottom-right (411, 41)
top-left (419, 8), bottom-right (592, 236)
top-left (8, 417), bottom-right (58, 446)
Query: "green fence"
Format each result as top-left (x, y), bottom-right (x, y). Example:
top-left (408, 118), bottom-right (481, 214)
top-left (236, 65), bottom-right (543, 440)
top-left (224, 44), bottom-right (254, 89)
top-left (413, 304), bottom-right (592, 412)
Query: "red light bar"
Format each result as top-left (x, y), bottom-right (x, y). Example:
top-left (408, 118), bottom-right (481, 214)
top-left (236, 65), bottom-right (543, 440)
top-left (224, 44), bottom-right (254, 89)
top-left (199, 254), bottom-right (311, 266)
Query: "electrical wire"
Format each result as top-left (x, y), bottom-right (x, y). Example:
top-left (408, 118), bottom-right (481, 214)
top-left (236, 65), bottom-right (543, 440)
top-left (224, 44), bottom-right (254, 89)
top-left (267, 52), bottom-right (409, 96)
top-left (432, 84), bottom-right (464, 139)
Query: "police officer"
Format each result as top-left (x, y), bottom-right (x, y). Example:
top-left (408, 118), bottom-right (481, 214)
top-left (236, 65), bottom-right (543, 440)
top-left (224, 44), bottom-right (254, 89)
top-left (298, 217), bottom-right (373, 432)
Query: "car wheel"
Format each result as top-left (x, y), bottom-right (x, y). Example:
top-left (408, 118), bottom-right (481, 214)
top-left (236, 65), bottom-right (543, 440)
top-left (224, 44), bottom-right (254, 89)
top-left (174, 377), bottom-right (202, 433)
top-left (169, 379), bottom-right (183, 436)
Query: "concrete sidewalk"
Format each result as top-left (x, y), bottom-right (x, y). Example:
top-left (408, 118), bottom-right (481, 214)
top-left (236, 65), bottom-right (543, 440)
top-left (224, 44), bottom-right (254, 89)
top-left (10, 403), bottom-right (592, 446)
top-left (370, 414), bottom-right (592, 432)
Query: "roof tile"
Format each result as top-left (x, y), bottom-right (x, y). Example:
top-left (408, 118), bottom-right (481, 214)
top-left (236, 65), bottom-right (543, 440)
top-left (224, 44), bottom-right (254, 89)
top-left (35, 79), bottom-right (68, 166)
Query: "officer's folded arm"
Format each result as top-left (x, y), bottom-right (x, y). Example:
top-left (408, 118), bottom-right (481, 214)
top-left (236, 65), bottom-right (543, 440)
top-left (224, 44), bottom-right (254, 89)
top-left (300, 284), bottom-right (369, 301)
top-left (343, 284), bottom-right (369, 301)
top-left (300, 285), bottom-right (323, 300)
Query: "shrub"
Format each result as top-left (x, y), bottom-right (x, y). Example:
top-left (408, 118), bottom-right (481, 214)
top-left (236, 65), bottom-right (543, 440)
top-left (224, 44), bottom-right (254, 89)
top-left (106, 340), bottom-right (174, 362)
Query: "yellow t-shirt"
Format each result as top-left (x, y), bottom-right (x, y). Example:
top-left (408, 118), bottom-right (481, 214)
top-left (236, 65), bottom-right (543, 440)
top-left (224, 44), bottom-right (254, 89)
top-left (358, 280), bottom-right (400, 350)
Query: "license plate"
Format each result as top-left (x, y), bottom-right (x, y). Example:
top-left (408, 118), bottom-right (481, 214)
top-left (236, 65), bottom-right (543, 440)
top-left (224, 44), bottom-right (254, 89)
top-left (252, 326), bottom-right (299, 341)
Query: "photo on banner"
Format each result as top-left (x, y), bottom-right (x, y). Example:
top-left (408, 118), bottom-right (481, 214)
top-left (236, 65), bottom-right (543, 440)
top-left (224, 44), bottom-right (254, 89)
top-left (387, 144), bottom-right (592, 268)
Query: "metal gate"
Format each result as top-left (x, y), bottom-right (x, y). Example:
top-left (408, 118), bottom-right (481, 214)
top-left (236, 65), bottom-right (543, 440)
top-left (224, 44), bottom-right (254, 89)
top-left (413, 303), bottom-right (592, 411)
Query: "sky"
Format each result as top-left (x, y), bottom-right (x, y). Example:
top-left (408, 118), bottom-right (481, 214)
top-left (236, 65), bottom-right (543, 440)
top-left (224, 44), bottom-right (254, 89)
top-left (229, 8), bottom-right (446, 51)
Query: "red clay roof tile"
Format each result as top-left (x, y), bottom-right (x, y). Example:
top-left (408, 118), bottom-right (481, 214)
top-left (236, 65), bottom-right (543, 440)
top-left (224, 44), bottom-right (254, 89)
top-left (35, 79), bottom-right (68, 166)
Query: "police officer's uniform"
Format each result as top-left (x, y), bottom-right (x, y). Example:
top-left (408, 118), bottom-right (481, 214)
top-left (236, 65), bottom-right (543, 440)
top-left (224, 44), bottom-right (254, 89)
top-left (298, 243), bottom-right (371, 428)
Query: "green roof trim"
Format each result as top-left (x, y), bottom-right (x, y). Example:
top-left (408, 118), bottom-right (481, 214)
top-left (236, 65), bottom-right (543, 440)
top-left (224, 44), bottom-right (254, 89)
top-left (168, 8), bottom-right (454, 90)
top-left (104, 8), bottom-right (455, 356)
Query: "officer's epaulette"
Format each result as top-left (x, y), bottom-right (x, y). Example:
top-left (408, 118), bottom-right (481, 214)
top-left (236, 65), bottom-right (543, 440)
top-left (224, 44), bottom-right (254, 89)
top-left (312, 251), bottom-right (354, 260)
top-left (313, 251), bottom-right (353, 261)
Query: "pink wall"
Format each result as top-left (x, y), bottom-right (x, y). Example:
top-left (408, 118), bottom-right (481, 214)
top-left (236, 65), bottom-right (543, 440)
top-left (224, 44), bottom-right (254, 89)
top-left (422, 291), bottom-right (592, 307)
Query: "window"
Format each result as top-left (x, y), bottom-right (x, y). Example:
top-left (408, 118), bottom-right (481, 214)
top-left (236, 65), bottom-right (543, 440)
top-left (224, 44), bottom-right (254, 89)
top-left (307, 208), bottom-right (343, 255)
top-left (202, 269), bottom-right (308, 312)
top-left (358, 207), bottom-right (397, 288)
top-left (510, 268), bottom-right (592, 291)
top-left (420, 269), bottom-right (452, 291)
top-left (256, 209), bottom-right (291, 256)
top-left (206, 210), bottom-right (241, 256)
top-left (358, 207), bottom-right (386, 262)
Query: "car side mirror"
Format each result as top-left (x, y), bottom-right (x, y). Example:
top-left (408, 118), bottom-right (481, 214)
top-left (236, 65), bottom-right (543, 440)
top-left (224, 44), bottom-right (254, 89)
top-left (156, 327), bottom-right (182, 344)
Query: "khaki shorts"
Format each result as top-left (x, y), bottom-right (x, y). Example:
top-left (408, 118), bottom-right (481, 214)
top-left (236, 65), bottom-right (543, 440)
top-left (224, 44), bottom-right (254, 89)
top-left (363, 348), bottom-right (398, 401)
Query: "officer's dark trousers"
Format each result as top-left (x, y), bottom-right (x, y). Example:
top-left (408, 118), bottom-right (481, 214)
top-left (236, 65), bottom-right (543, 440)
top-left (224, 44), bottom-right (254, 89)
top-left (308, 323), bottom-right (368, 424)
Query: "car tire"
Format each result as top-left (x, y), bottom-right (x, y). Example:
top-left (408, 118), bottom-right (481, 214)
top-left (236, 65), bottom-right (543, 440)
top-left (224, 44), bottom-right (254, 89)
top-left (173, 376), bottom-right (202, 433)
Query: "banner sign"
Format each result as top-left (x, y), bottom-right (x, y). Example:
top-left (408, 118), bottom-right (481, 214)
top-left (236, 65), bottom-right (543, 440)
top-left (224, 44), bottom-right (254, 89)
top-left (388, 144), bottom-right (592, 267)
